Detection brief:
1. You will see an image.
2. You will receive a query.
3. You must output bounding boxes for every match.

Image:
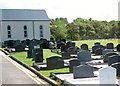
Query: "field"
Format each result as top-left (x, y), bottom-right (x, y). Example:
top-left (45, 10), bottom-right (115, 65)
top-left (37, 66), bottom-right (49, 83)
top-left (10, 39), bottom-right (120, 77)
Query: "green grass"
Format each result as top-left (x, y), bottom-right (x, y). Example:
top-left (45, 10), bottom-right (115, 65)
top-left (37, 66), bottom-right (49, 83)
top-left (43, 49), bottom-right (60, 63)
top-left (39, 68), bottom-right (69, 77)
top-left (10, 52), bottom-right (33, 66)
top-left (10, 49), bottom-right (63, 76)
top-left (73, 39), bottom-right (119, 48)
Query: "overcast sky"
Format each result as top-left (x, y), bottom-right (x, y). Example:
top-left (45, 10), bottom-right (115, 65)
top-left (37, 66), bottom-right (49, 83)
top-left (0, 0), bottom-right (119, 22)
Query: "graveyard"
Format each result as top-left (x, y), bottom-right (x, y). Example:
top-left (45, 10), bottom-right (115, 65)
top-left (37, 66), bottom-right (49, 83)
top-left (2, 39), bottom-right (120, 85)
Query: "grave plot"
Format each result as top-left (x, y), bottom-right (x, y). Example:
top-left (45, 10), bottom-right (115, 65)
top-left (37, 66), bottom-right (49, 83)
top-left (52, 66), bottom-right (119, 85)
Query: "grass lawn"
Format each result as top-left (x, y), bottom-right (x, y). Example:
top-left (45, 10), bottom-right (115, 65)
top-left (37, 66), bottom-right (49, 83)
top-left (10, 49), bottom-right (64, 76)
top-left (10, 52), bottom-right (33, 66)
top-left (39, 68), bottom-right (69, 77)
top-left (10, 39), bottom-right (120, 77)
top-left (74, 39), bottom-right (119, 48)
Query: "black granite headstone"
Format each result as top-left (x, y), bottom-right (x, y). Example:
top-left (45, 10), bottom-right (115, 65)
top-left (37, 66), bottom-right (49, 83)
top-left (117, 44), bottom-right (120, 52)
top-left (81, 44), bottom-right (88, 50)
top-left (103, 52), bottom-right (118, 62)
top-left (69, 59), bottom-right (80, 72)
top-left (46, 56), bottom-right (64, 69)
top-left (108, 55), bottom-right (120, 66)
top-left (111, 62), bottom-right (120, 76)
top-left (106, 43), bottom-right (114, 49)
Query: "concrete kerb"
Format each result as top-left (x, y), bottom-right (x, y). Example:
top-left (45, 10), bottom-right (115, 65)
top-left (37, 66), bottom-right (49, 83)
top-left (0, 49), bottom-right (9, 55)
top-left (9, 55), bottom-right (58, 86)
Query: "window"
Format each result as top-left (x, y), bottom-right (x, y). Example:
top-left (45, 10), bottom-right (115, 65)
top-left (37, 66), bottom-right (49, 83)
top-left (40, 25), bottom-right (43, 29)
top-left (39, 25), bottom-right (43, 38)
top-left (7, 25), bottom-right (11, 38)
top-left (24, 25), bottom-right (27, 37)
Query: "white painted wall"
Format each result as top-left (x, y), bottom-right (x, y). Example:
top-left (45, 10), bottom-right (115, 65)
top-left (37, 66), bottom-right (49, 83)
top-left (1, 20), bottom-right (50, 42)
top-left (0, 21), bottom-right (2, 47)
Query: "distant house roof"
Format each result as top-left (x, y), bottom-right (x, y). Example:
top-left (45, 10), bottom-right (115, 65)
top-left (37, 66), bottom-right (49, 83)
top-left (0, 9), bottom-right (49, 21)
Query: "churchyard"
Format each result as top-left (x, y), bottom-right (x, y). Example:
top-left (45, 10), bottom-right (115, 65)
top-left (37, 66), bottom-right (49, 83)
top-left (6, 39), bottom-right (120, 85)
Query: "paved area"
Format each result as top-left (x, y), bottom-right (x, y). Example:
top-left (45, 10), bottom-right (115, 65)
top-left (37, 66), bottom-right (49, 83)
top-left (0, 51), bottom-right (47, 85)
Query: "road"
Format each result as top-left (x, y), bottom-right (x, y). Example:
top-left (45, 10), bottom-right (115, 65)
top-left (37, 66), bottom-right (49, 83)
top-left (0, 50), bottom-right (49, 85)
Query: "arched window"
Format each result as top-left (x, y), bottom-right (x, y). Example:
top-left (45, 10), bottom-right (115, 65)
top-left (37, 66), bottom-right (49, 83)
top-left (7, 25), bottom-right (11, 38)
top-left (24, 25), bottom-right (27, 37)
top-left (40, 25), bottom-right (43, 29)
top-left (39, 25), bottom-right (43, 37)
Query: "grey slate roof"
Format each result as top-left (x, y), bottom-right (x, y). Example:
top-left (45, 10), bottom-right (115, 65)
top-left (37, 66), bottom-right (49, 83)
top-left (0, 9), bottom-right (49, 21)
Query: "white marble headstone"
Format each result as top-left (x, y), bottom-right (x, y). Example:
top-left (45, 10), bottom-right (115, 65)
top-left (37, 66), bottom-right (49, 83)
top-left (99, 66), bottom-right (117, 84)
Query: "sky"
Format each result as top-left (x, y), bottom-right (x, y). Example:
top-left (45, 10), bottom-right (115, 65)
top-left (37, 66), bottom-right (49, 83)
top-left (0, 0), bottom-right (119, 22)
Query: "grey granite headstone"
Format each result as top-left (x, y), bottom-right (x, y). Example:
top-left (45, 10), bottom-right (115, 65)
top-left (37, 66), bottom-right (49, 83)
top-left (81, 44), bottom-right (88, 50)
top-left (102, 49), bottom-right (113, 56)
top-left (111, 62), bottom-right (120, 76)
top-left (46, 56), bottom-right (64, 69)
top-left (73, 65), bottom-right (94, 79)
top-left (69, 59), bottom-right (80, 72)
top-left (103, 52), bottom-right (118, 62)
top-left (77, 50), bottom-right (92, 62)
top-left (106, 43), bottom-right (114, 49)
top-left (108, 55), bottom-right (120, 66)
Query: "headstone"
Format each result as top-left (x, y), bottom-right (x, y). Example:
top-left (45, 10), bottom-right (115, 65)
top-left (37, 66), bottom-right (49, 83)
top-left (111, 62), bottom-right (120, 76)
top-left (34, 48), bottom-right (43, 63)
top-left (26, 39), bottom-right (30, 46)
top-left (106, 43), bottom-right (114, 49)
top-left (73, 65), bottom-right (94, 79)
top-left (61, 52), bottom-right (70, 59)
top-left (70, 42), bottom-right (76, 47)
top-left (61, 45), bottom-right (70, 53)
top-left (77, 50), bottom-right (92, 62)
top-left (102, 49), bottom-right (113, 56)
top-left (103, 52), bottom-right (118, 62)
top-left (40, 39), bottom-right (49, 49)
top-left (27, 40), bottom-right (34, 58)
top-left (92, 45), bottom-right (105, 54)
top-left (35, 53), bottom-right (44, 63)
top-left (14, 44), bottom-right (26, 52)
top-left (117, 44), bottom-right (120, 52)
top-left (69, 59), bottom-right (80, 72)
top-left (81, 44), bottom-right (88, 50)
top-left (94, 48), bottom-right (103, 55)
top-left (67, 47), bottom-right (78, 54)
top-left (108, 55), bottom-right (120, 66)
top-left (46, 56), bottom-right (64, 69)
top-left (99, 66), bottom-right (117, 84)
top-left (5, 40), bottom-right (14, 48)
top-left (49, 41), bottom-right (55, 49)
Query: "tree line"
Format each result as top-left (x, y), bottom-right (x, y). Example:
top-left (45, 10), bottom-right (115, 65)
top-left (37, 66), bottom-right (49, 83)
top-left (50, 18), bottom-right (120, 41)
